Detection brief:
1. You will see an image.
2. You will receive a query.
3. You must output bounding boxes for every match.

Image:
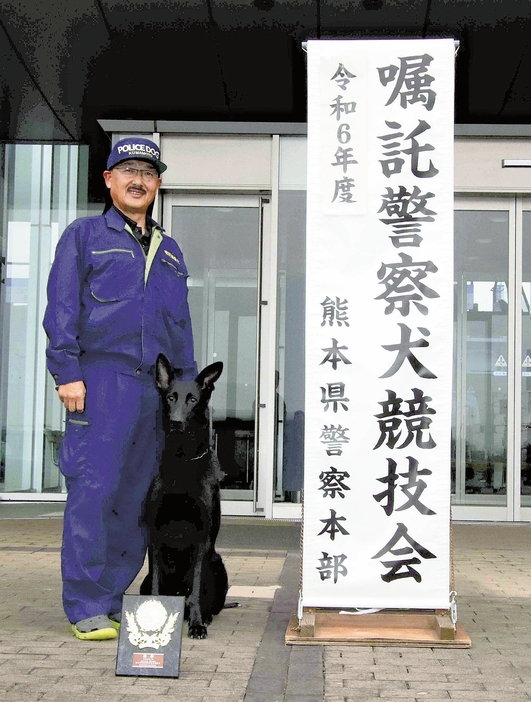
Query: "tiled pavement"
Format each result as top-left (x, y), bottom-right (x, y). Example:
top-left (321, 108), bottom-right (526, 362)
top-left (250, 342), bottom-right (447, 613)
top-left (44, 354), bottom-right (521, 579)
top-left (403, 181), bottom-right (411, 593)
top-left (0, 508), bottom-right (530, 702)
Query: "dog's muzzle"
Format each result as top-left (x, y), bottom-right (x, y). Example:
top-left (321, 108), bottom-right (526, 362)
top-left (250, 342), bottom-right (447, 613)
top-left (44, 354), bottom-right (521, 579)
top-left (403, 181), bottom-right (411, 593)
top-left (168, 420), bottom-right (185, 433)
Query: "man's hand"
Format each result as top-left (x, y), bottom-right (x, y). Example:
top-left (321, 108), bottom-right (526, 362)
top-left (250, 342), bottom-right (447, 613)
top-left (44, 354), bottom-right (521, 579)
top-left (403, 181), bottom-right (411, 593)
top-left (57, 381), bottom-right (86, 413)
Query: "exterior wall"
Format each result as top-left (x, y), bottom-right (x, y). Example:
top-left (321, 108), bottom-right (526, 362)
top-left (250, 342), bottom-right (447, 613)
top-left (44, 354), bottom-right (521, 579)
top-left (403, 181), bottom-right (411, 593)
top-left (160, 136), bottom-right (272, 190)
top-left (456, 137), bottom-right (531, 193)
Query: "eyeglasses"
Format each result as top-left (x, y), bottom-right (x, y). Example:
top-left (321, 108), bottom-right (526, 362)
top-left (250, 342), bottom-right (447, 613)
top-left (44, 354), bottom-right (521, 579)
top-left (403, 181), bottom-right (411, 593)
top-left (115, 166), bottom-right (159, 181)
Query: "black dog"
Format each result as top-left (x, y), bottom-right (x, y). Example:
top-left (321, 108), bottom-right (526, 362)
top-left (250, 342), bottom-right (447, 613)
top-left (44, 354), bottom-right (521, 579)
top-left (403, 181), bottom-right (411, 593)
top-left (140, 354), bottom-right (228, 639)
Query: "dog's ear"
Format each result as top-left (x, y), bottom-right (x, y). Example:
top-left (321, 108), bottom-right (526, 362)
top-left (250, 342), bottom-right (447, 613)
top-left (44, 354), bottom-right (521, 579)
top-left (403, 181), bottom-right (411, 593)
top-left (196, 361), bottom-right (223, 390)
top-left (156, 354), bottom-right (174, 390)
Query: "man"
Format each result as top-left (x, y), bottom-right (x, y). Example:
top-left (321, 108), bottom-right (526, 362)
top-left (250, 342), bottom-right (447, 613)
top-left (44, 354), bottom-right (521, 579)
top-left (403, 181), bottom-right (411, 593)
top-left (43, 137), bottom-right (196, 640)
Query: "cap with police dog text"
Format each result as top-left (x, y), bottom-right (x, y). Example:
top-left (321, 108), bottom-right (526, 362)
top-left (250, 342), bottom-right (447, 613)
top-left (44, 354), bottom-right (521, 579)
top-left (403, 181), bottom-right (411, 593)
top-left (106, 137), bottom-right (167, 174)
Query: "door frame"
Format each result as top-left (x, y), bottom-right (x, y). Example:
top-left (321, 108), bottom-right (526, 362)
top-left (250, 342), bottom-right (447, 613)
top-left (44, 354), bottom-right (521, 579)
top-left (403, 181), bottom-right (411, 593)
top-left (162, 191), bottom-right (278, 518)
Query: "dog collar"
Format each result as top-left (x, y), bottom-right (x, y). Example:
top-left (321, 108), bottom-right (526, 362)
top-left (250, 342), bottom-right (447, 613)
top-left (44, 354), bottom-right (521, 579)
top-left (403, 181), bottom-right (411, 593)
top-left (190, 448), bottom-right (209, 462)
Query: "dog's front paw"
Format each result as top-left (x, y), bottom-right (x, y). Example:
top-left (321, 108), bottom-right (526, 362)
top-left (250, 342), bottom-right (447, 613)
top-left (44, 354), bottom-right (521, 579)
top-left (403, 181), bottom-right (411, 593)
top-left (187, 623), bottom-right (208, 639)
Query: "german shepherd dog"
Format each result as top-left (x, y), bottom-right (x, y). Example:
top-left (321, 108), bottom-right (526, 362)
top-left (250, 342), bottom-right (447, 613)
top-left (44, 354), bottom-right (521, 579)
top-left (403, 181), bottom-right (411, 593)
top-left (140, 354), bottom-right (228, 639)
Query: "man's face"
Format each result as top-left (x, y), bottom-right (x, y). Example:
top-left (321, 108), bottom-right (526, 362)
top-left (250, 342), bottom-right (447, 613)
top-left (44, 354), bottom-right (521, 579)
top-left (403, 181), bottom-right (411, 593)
top-left (103, 159), bottom-right (162, 215)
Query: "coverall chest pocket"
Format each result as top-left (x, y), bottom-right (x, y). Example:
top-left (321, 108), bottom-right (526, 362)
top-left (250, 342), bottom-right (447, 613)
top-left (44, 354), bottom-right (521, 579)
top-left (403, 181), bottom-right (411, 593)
top-left (156, 256), bottom-right (188, 315)
top-left (88, 248), bottom-right (139, 302)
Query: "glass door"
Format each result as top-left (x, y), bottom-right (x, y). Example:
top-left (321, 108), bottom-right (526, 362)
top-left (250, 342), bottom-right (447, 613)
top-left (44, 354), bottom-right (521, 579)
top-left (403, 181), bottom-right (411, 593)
top-left (453, 196), bottom-right (514, 519)
top-left (163, 194), bottom-right (272, 516)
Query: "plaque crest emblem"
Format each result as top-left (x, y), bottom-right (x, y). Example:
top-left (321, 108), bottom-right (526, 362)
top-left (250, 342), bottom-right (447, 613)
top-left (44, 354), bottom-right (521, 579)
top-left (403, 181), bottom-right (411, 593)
top-left (125, 599), bottom-right (179, 650)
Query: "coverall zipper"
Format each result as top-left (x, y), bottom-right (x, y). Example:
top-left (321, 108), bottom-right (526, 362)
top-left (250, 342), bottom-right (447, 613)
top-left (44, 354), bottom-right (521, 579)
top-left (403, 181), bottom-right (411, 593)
top-left (125, 227), bottom-right (148, 373)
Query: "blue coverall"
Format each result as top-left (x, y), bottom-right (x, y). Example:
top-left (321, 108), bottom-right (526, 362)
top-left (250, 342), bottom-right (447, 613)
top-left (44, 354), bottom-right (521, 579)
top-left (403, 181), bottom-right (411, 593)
top-left (43, 207), bottom-right (196, 623)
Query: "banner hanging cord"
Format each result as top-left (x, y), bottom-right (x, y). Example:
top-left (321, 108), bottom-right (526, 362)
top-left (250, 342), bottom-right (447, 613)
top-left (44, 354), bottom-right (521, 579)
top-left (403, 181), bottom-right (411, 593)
top-left (296, 489), bottom-right (305, 629)
top-left (449, 503), bottom-right (457, 629)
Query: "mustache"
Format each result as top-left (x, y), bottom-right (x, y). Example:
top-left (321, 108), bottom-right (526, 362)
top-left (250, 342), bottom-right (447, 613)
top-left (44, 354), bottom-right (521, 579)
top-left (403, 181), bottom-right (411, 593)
top-left (127, 184), bottom-right (146, 194)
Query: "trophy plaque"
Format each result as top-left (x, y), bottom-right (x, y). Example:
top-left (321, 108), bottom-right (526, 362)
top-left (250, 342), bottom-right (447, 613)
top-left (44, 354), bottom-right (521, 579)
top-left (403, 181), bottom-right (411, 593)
top-left (115, 594), bottom-right (185, 677)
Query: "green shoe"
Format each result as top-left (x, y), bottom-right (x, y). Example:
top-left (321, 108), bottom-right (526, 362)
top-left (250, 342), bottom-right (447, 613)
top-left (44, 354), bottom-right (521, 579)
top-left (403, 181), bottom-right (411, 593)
top-left (72, 615), bottom-right (118, 641)
top-left (109, 612), bottom-right (121, 629)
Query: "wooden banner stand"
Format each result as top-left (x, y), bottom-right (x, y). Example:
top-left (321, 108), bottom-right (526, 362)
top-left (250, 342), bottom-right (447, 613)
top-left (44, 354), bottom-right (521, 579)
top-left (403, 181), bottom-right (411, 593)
top-left (286, 529), bottom-right (471, 648)
top-left (286, 608), bottom-right (471, 648)
top-left (286, 548), bottom-right (471, 648)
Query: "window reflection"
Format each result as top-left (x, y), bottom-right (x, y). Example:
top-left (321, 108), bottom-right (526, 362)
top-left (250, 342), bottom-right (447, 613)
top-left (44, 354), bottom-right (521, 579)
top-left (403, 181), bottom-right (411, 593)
top-left (521, 212), bottom-right (531, 505)
top-left (171, 205), bottom-right (260, 501)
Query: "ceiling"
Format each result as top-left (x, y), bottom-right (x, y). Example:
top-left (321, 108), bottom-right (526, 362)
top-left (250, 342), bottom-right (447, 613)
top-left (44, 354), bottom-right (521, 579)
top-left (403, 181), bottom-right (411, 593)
top-left (1, 0), bottom-right (530, 169)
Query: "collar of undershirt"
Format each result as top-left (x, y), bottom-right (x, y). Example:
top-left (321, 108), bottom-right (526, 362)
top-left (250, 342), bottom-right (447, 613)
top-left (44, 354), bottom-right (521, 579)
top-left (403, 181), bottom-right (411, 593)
top-left (112, 205), bottom-right (153, 238)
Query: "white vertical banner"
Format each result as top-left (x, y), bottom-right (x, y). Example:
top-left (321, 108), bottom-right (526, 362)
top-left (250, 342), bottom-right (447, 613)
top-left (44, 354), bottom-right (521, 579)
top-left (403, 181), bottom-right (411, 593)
top-left (303, 38), bottom-right (455, 610)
